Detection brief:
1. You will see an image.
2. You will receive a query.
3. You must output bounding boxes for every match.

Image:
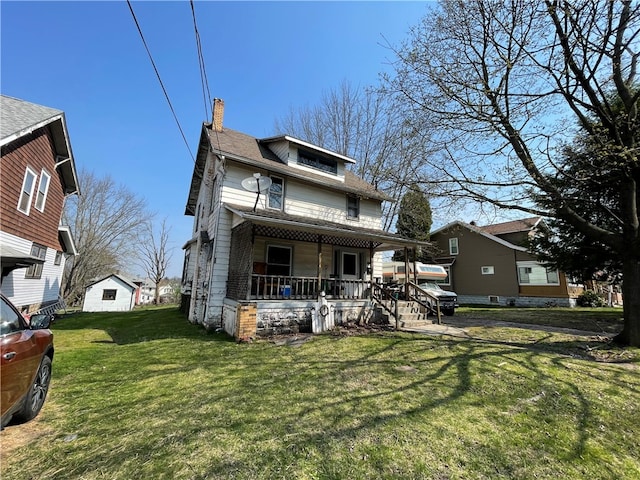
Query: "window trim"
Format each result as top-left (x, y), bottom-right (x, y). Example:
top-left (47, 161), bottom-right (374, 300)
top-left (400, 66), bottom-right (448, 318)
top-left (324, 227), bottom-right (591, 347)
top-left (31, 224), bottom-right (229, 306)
top-left (17, 167), bottom-right (37, 215)
top-left (34, 169), bottom-right (51, 212)
top-left (449, 238), bottom-right (459, 255)
top-left (54, 251), bottom-right (63, 266)
top-left (481, 266), bottom-right (495, 275)
top-left (347, 195), bottom-right (360, 220)
top-left (25, 243), bottom-right (47, 279)
top-left (102, 289), bottom-right (117, 301)
top-left (516, 261), bottom-right (560, 286)
top-left (267, 176), bottom-right (284, 210)
top-left (266, 244), bottom-right (292, 276)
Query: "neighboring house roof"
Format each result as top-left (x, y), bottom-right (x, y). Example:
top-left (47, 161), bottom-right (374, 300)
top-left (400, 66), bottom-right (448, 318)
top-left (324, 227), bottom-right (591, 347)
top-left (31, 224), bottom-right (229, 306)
top-left (186, 124), bottom-right (390, 215)
top-left (0, 95), bottom-right (80, 195)
top-left (478, 217), bottom-right (542, 236)
top-left (431, 220), bottom-right (528, 252)
top-left (85, 273), bottom-right (138, 291)
top-left (225, 203), bottom-right (430, 251)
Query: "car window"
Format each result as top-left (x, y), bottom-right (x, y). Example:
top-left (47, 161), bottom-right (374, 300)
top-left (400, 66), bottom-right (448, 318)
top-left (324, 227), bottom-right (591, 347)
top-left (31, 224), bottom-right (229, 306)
top-left (0, 297), bottom-right (26, 336)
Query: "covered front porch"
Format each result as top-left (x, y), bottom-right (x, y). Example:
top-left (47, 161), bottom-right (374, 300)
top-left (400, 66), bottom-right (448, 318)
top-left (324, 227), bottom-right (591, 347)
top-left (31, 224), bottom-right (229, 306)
top-left (222, 205), bottom-right (424, 337)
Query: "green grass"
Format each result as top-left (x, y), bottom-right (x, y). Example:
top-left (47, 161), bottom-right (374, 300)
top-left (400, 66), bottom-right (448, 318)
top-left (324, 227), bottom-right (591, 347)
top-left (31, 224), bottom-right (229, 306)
top-left (1, 306), bottom-right (639, 479)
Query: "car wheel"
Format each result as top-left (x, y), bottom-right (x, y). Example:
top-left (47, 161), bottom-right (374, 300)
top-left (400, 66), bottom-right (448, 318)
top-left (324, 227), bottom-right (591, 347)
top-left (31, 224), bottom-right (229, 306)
top-left (15, 356), bottom-right (52, 422)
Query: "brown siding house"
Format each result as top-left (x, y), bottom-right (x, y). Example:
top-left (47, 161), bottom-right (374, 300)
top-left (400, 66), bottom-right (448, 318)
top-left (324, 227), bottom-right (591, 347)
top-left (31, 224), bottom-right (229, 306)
top-left (430, 218), bottom-right (576, 307)
top-left (1, 95), bottom-right (79, 313)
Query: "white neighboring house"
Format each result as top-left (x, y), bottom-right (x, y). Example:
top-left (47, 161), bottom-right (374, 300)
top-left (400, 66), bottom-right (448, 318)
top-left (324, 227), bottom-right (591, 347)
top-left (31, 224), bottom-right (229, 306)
top-left (82, 274), bottom-right (138, 312)
top-left (181, 99), bottom-right (428, 338)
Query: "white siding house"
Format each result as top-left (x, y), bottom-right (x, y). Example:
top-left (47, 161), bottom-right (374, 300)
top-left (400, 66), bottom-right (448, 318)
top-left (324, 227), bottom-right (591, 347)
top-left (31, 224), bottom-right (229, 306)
top-left (181, 99), bottom-right (428, 338)
top-left (82, 274), bottom-right (138, 312)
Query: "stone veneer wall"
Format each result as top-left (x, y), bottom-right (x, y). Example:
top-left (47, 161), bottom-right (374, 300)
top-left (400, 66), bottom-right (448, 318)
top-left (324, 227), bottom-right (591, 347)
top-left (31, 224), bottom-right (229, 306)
top-left (458, 295), bottom-right (576, 308)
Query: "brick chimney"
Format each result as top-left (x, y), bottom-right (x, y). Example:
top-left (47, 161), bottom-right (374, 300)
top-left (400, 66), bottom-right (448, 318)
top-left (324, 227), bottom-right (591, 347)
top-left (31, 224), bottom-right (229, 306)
top-left (212, 98), bottom-right (224, 132)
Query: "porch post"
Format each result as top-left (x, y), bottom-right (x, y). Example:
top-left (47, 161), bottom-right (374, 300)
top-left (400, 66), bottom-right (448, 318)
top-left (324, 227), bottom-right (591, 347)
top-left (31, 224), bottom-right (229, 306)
top-left (369, 241), bottom-right (374, 300)
top-left (404, 247), bottom-right (409, 290)
top-left (317, 235), bottom-right (323, 294)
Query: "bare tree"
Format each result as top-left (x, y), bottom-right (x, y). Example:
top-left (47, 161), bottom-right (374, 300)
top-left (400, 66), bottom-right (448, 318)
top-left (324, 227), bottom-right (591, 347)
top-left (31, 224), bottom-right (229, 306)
top-left (138, 218), bottom-right (173, 304)
top-left (62, 170), bottom-right (149, 306)
top-left (387, 0), bottom-right (640, 345)
top-left (274, 80), bottom-right (435, 230)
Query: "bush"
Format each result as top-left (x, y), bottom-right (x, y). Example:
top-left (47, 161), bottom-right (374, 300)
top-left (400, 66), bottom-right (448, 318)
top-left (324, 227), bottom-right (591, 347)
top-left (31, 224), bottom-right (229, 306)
top-left (577, 290), bottom-right (606, 307)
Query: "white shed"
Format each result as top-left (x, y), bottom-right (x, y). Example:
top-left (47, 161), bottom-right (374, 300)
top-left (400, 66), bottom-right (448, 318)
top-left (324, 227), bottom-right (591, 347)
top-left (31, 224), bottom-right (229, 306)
top-left (82, 274), bottom-right (138, 312)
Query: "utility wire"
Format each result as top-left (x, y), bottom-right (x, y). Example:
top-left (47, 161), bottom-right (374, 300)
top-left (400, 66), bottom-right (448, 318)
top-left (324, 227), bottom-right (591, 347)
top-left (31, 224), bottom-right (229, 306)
top-left (190, 0), bottom-right (212, 120)
top-left (126, 0), bottom-right (195, 162)
top-left (189, 0), bottom-right (222, 156)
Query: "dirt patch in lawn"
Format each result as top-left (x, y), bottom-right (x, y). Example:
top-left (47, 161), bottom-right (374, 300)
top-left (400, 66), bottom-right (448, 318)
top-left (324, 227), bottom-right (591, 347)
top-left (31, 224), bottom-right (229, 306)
top-left (1, 416), bottom-right (55, 455)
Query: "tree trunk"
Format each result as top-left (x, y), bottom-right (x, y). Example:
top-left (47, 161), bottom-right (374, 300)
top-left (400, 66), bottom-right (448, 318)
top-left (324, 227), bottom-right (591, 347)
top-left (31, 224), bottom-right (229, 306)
top-left (614, 255), bottom-right (640, 346)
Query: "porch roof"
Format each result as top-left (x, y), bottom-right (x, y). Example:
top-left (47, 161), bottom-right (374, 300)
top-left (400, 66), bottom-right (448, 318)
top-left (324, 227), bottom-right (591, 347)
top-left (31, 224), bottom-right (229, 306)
top-left (225, 204), bottom-right (431, 251)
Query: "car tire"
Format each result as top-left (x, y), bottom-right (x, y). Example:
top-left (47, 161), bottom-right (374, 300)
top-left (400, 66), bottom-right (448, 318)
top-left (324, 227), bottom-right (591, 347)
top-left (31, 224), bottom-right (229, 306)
top-left (14, 355), bottom-right (52, 422)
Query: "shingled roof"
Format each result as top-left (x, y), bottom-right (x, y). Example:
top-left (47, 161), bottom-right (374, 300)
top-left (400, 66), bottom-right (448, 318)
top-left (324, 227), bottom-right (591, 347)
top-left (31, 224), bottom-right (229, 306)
top-left (478, 217), bottom-right (542, 236)
top-left (186, 123), bottom-right (391, 215)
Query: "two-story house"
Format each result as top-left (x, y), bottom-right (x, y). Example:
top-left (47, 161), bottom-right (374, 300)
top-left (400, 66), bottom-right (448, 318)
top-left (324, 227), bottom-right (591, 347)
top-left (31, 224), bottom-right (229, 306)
top-left (430, 217), bottom-right (579, 307)
top-left (182, 99), bottom-right (425, 338)
top-left (1, 95), bottom-right (79, 315)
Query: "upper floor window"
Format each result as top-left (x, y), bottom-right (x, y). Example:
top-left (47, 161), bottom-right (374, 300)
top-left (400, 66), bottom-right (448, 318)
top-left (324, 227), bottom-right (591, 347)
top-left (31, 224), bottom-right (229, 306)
top-left (298, 150), bottom-right (337, 174)
top-left (268, 177), bottom-right (284, 210)
top-left (54, 251), bottom-right (63, 266)
top-left (25, 243), bottom-right (47, 279)
top-left (18, 167), bottom-right (37, 215)
top-left (35, 170), bottom-right (51, 212)
top-left (517, 262), bottom-right (559, 285)
top-left (347, 195), bottom-right (359, 219)
top-left (449, 237), bottom-right (459, 255)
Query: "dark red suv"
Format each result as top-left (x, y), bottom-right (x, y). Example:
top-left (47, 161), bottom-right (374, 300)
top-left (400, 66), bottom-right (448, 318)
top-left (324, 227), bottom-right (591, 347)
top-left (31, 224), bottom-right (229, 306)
top-left (1, 293), bottom-right (54, 428)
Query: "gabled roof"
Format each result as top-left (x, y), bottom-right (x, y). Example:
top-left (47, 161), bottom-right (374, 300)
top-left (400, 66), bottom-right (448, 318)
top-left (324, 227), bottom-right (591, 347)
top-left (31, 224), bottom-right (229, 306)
top-left (0, 95), bottom-right (80, 195)
top-left (430, 220), bottom-right (528, 252)
top-left (478, 217), bottom-right (542, 236)
top-left (185, 123), bottom-right (390, 215)
top-left (85, 273), bottom-right (138, 291)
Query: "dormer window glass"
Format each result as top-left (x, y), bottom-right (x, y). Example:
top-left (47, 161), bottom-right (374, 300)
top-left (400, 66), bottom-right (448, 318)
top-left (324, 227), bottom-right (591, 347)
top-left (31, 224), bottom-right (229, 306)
top-left (298, 150), bottom-right (337, 174)
top-left (347, 195), bottom-right (360, 219)
top-left (268, 176), bottom-right (284, 210)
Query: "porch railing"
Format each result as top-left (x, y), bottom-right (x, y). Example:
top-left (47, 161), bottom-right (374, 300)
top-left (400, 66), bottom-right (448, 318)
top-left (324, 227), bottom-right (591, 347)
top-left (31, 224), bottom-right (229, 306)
top-left (250, 274), bottom-right (370, 300)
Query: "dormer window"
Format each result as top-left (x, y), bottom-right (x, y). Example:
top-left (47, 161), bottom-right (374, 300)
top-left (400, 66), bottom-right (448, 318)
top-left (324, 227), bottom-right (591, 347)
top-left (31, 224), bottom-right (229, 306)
top-left (298, 150), bottom-right (337, 174)
top-left (347, 195), bottom-right (360, 219)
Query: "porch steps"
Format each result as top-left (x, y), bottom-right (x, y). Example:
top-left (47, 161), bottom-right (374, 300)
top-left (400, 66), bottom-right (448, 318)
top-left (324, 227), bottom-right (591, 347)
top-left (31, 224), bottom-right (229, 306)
top-left (375, 300), bottom-right (437, 329)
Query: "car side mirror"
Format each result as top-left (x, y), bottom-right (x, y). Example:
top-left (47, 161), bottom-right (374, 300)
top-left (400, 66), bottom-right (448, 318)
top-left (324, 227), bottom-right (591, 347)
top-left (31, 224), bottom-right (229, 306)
top-left (29, 314), bottom-right (53, 329)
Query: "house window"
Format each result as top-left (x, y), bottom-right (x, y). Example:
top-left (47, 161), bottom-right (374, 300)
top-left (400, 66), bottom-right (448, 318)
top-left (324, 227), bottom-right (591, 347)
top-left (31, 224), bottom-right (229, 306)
top-left (342, 252), bottom-right (358, 277)
top-left (266, 245), bottom-right (292, 276)
top-left (54, 251), bottom-right (63, 266)
top-left (449, 238), bottom-right (459, 255)
top-left (347, 196), bottom-right (359, 219)
top-left (481, 266), bottom-right (495, 275)
top-left (34, 170), bottom-right (51, 212)
top-left (517, 262), bottom-right (560, 285)
top-left (25, 243), bottom-right (47, 279)
top-left (268, 176), bottom-right (284, 210)
top-left (298, 150), bottom-right (338, 174)
top-left (102, 289), bottom-right (117, 300)
top-left (18, 167), bottom-right (37, 215)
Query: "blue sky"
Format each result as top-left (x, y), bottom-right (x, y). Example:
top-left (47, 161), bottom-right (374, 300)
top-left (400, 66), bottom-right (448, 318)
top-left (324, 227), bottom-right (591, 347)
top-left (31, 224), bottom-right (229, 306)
top-left (1, 1), bottom-right (430, 277)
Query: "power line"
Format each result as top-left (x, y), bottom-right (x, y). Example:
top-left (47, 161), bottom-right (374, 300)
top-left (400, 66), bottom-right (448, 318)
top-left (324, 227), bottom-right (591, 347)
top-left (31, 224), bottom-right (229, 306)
top-left (189, 1), bottom-right (222, 156)
top-left (126, 0), bottom-right (195, 162)
top-left (190, 0), bottom-right (212, 120)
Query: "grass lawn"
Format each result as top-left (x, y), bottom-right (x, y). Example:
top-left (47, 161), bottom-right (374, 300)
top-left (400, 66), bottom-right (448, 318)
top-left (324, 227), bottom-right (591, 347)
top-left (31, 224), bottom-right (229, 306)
top-left (1, 306), bottom-right (639, 479)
